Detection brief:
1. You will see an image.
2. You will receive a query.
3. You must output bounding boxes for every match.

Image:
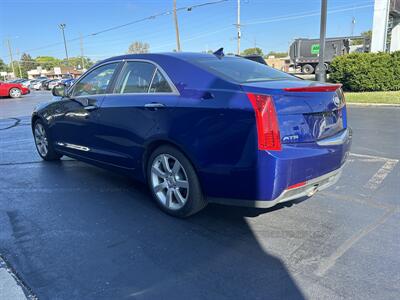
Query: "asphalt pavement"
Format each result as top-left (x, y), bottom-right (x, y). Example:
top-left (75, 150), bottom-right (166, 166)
top-left (0, 91), bottom-right (399, 299)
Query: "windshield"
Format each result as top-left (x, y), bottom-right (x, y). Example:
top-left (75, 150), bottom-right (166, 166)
top-left (190, 56), bottom-right (298, 83)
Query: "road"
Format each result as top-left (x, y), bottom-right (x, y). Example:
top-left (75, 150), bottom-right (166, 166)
top-left (0, 91), bottom-right (399, 299)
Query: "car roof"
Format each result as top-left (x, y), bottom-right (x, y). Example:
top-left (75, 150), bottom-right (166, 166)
top-left (99, 52), bottom-right (240, 65)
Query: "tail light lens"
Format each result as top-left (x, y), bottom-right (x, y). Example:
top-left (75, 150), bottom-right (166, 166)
top-left (247, 93), bottom-right (281, 151)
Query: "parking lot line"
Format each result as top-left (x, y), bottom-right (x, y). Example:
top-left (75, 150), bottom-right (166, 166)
top-left (364, 159), bottom-right (398, 190)
top-left (314, 209), bottom-right (395, 277)
top-left (350, 152), bottom-right (399, 191)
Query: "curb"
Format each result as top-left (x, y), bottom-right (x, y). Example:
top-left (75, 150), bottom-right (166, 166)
top-left (347, 102), bottom-right (400, 107)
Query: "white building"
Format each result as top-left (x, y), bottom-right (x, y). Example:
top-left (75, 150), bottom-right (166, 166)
top-left (371, 0), bottom-right (400, 52)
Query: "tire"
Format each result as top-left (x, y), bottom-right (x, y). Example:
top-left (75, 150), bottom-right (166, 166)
top-left (9, 88), bottom-right (22, 98)
top-left (302, 64), bottom-right (314, 74)
top-left (33, 119), bottom-right (62, 161)
top-left (147, 145), bottom-right (207, 217)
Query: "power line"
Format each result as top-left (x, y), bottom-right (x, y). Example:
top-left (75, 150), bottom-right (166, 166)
top-left (2, 0), bottom-right (228, 59)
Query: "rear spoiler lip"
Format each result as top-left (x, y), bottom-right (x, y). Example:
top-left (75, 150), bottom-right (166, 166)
top-left (283, 84), bottom-right (342, 92)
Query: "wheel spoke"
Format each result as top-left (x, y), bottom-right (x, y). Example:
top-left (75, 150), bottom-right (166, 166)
top-left (152, 165), bottom-right (165, 178)
top-left (166, 189), bottom-right (173, 207)
top-left (173, 189), bottom-right (186, 204)
top-left (154, 182), bottom-right (167, 193)
top-left (175, 179), bottom-right (188, 189)
top-left (161, 155), bottom-right (171, 173)
top-left (171, 160), bottom-right (181, 176)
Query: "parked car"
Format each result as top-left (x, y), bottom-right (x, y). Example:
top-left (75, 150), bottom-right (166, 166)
top-left (48, 79), bottom-right (61, 90)
top-left (31, 78), bottom-right (49, 90)
top-left (60, 78), bottom-right (75, 87)
top-left (42, 79), bottom-right (60, 90)
top-left (21, 79), bottom-right (32, 87)
top-left (32, 52), bottom-right (351, 217)
top-left (0, 81), bottom-right (30, 98)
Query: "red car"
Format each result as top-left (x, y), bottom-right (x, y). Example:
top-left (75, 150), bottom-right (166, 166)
top-left (0, 81), bottom-right (30, 98)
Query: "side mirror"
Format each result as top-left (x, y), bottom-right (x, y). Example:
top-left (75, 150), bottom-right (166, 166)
top-left (52, 85), bottom-right (67, 97)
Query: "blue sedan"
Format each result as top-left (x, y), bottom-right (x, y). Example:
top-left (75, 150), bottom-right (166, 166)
top-left (32, 51), bottom-right (352, 217)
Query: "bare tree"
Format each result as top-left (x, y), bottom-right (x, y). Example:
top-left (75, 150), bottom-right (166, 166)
top-left (127, 41), bottom-right (150, 54)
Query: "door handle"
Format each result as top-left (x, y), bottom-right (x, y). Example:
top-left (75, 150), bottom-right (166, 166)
top-left (83, 105), bottom-right (98, 111)
top-left (144, 103), bottom-right (166, 109)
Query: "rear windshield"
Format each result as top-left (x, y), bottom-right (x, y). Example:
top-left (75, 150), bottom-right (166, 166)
top-left (190, 56), bottom-right (298, 83)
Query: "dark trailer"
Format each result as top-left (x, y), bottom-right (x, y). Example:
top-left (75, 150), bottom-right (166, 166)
top-left (289, 36), bottom-right (370, 74)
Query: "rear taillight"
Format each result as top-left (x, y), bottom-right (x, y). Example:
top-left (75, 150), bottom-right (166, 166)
top-left (247, 93), bottom-right (281, 151)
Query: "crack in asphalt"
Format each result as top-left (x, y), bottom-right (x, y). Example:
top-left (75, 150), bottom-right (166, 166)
top-left (0, 118), bottom-right (21, 131)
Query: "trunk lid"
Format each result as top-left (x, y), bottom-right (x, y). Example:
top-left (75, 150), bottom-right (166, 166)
top-left (241, 80), bottom-right (347, 144)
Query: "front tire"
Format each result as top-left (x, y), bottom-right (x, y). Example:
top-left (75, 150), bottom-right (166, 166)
top-left (147, 145), bottom-right (207, 217)
top-left (9, 88), bottom-right (22, 98)
top-left (33, 120), bottom-right (62, 161)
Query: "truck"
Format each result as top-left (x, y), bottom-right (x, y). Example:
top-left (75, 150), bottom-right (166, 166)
top-left (289, 36), bottom-right (370, 74)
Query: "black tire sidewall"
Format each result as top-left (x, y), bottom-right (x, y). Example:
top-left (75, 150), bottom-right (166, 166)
top-left (147, 145), bottom-right (206, 217)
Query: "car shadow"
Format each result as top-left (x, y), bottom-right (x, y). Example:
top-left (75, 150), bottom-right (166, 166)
top-left (1, 159), bottom-right (306, 299)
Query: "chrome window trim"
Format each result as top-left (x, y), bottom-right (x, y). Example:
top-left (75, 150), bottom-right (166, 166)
top-left (69, 60), bottom-right (122, 97)
top-left (113, 59), bottom-right (179, 96)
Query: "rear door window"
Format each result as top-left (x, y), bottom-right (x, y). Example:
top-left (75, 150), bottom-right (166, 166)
top-left (149, 70), bottom-right (172, 93)
top-left (114, 62), bottom-right (156, 94)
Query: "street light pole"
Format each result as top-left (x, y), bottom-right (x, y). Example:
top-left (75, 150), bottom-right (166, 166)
top-left (59, 24), bottom-right (69, 65)
top-left (173, 0), bottom-right (181, 52)
top-left (316, 0), bottom-right (327, 82)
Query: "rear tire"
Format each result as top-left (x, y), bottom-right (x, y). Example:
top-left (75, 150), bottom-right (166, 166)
top-left (9, 88), bottom-right (21, 98)
top-left (147, 145), bottom-right (207, 217)
top-left (33, 119), bottom-right (62, 161)
top-left (302, 64), bottom-right (314, 74)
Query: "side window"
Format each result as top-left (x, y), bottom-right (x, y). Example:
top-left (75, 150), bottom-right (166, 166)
top-left (114, 62), bottom-right (155, 94)
top-left (72, 63), bottom-right (119, 96)
top-left (149, 70), bottom-right (173, 93)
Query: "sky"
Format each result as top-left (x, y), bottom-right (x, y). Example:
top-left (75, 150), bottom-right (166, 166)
top-left (0, 0), bottom-right (375, 63)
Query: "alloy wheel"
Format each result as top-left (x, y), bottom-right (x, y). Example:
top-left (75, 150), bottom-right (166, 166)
top-left (34, 123), bottom-right (49, 157)
top-left (10, 88), bottom-right (21, 98)
top-left (151, 154), bottom-right (189, 210)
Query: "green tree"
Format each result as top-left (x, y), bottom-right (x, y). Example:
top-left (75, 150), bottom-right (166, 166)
top-left (0, 58), bottom-right (8, 72)
top-left (127, 41), bottom-right (150, 54)
top-left (241, 47), bottom-right (263, 56)
top-left (63, 57), bottom-right (94, 69)
top-left (266, 51), bottom-right (288, 58)
top-left (351, 30), bottom-right (372, 45)
top-left (35, 56), bottom-right (61, 70)
top-left (20, 53), bottom-right (37, 71)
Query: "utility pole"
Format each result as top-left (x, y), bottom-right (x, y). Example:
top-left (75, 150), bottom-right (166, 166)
top-left (59, 24), bottom-right (69, 65)
top-left (16, 49), bottom-right (22, 78)
top-left (237, 0), bottom-right (241, 55)
top-left (6, 39), bottom-right (15, 77)
top-left (316, 0), bottom-right (327, 82)
top-left (173, 0), bottom-right (181, 51)
top-left (80, 33), bottom-right (85, 69)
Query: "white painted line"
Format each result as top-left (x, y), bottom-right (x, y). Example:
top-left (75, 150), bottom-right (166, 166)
top-left (350, 153), bottom-right (399, 191)
top-left (364, 159), bottom-right (399, 190)
top-left (315, 210), bottom-right (395, 277)
top-left (350, 152), bottom-right (399, 162)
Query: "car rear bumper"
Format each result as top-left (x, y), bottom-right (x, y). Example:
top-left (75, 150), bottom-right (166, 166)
top-left (208, 164), bottom-right (344, 208)
top-left (204, 127), bottom-right (352, 207)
